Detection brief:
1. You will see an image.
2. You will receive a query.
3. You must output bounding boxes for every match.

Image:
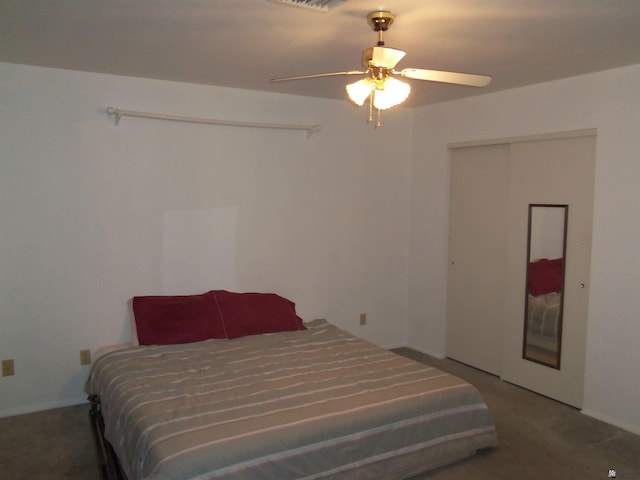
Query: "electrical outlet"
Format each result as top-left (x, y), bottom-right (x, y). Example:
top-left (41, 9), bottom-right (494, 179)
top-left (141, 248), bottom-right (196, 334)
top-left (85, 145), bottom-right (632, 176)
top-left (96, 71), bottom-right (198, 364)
top-left (359, 313), bottom-right (367, 326)
top-left (2, 359), bottom-right (15, 377)
top-left (80, 349), bottom-right (91, 365)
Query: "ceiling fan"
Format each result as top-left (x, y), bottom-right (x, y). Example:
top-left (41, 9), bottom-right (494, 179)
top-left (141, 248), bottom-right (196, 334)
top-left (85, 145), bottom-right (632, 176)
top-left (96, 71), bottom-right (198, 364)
top-left (270, 10), bottom-right (492, 126)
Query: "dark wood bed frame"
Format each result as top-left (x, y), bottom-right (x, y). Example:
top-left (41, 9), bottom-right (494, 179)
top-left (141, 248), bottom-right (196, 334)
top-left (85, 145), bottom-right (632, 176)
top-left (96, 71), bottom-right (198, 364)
top-left (88, 395), bottom-right (128, 480)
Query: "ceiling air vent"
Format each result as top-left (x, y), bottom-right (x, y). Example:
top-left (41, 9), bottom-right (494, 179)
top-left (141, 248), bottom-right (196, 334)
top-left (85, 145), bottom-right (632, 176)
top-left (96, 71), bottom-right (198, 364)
top-left (267, 0), bottom-right (346, 13)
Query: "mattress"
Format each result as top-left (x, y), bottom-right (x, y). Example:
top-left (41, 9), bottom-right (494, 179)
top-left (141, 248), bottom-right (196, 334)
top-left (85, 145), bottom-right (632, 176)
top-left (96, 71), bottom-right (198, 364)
top-left (85, 319), bottom-right (497, 480)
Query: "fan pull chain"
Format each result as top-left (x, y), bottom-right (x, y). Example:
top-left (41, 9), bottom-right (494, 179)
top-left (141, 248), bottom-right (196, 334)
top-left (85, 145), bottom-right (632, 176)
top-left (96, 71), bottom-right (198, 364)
top-left (366, 93), bottom-right (382, 127)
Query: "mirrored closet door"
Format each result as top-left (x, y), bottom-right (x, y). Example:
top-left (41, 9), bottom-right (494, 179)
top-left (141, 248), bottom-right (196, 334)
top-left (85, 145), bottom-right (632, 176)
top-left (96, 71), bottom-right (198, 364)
top-left (447, 132), bottom-right (596, 407)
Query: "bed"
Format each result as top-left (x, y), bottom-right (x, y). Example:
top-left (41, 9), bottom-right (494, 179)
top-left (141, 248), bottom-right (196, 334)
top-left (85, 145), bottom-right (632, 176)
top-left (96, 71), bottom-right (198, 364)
top-left (86, 291), bottom-right (497, 480)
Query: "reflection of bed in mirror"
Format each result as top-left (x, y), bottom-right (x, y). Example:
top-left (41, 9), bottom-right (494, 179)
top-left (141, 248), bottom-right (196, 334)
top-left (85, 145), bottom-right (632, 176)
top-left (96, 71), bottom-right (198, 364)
top-left (527, 291), bottom-right (561, 351)
top-left (525, 258), bottom-right (563, 364)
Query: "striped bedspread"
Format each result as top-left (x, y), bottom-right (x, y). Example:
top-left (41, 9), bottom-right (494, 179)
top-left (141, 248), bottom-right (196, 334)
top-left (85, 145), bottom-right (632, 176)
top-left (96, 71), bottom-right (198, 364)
top-left (85, 320), bottom-right (497, 480)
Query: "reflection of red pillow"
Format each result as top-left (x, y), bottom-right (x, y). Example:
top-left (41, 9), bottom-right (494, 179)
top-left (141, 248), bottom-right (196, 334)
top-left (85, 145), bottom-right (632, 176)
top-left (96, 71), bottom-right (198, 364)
top-left (528, 258), bottom-right (563, 296)
top-left (549, 257), bottom-right (564, 273)
top-left (213, 290), bottom-right (306, 339)
top-left (132, 291), bottom-right (225, 345)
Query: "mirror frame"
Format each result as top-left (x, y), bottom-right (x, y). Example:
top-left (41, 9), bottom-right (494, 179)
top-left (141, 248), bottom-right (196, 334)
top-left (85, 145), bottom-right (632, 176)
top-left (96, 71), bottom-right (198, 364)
top-left (522, 204), bottom-right (568, 369)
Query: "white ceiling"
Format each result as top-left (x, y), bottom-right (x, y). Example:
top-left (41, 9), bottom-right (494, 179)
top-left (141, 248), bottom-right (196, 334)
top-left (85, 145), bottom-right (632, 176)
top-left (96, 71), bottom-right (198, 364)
top-left (2, 0), bottom-right (640, 107)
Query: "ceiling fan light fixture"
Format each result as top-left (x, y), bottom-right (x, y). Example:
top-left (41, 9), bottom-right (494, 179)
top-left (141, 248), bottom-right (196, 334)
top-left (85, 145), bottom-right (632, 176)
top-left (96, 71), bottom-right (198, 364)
top-left (372, 77), bottom-right (410, 110)
top-left (346, 78), bottom-right (374, 106)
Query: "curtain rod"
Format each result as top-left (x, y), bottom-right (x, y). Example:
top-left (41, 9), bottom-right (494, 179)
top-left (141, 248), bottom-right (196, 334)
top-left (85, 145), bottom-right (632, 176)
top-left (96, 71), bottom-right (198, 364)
top-left (105, 107), bottom-right (321, 138)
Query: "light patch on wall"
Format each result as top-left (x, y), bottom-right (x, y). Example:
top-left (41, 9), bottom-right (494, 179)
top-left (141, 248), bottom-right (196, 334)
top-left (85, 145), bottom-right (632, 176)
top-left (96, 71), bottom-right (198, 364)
top-left (162, 207), bottom-right (237, 295)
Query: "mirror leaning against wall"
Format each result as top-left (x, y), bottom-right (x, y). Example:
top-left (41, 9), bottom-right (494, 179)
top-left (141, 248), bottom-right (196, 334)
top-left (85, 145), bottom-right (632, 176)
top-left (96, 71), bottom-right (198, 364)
top-left (523, 204), bottom-right (568, 369)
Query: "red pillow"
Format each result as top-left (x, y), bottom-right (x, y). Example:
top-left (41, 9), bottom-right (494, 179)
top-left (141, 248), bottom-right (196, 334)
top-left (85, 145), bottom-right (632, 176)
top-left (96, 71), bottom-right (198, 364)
top-left (528, 258), bottom-right (563, 296)
top-left (132, 291), bottom-right (225, 345)
top-left (212, 290), bottom-right (306, 339)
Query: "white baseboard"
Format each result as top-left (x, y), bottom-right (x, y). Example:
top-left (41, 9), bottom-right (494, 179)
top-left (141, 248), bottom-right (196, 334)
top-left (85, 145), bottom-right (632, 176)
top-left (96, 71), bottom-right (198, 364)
top-left (0, 396), bottom-right (88, 419)
top-left (580, 408), bottom-right (640, 436)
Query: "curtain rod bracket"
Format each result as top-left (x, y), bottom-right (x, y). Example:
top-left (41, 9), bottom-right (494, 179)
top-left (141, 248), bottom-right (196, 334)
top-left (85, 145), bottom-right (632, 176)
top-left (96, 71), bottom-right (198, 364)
top-left (307, 125), bottom-right (322, 139)
top-left (106, 107), bottom-right (121, 126)
top-left (105, 107), bottom-right (320, 137)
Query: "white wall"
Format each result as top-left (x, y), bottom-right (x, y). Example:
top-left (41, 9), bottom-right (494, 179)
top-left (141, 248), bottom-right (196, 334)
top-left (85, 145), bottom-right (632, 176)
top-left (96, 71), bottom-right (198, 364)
top-left (408, 64), bottom-right (640, 434)
top-left (0, 62), bottom-right (412, 417)
top-left (4, 60), bottom-right (638, 436)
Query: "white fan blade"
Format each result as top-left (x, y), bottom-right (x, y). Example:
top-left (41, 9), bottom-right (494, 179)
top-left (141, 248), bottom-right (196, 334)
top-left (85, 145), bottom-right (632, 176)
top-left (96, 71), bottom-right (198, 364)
top-left (399, 68), bottom-right (491, 87)
top-left (371, 46), bottom-right (406, 69)
top-left (270, 71), bottom-right (365, 82)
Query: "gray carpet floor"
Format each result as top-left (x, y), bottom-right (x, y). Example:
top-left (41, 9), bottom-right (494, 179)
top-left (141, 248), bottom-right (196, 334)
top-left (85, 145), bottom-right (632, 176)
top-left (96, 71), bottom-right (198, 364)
top-left (1, 349), bottom-right (638, 480)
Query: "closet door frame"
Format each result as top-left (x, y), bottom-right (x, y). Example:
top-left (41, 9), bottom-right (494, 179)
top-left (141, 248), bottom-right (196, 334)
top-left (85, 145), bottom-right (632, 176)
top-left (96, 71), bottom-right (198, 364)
top-left (447, 129), bottom-right (596, 407)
